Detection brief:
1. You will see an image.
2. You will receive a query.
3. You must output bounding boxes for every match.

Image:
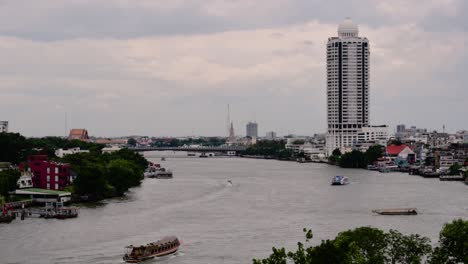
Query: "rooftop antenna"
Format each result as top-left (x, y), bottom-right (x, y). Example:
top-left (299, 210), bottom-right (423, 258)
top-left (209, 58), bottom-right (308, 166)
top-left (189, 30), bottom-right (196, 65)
top-left (65, 112), bottom-right (68, 138)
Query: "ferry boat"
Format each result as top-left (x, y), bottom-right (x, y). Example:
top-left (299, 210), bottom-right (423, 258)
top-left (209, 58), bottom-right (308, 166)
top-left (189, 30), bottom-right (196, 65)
top-left (372, 208), bottom-right (417, 215)
top-left (123, 236), bottom-right (181, 263)
top-left (331, 176), bottom-right (349, 185)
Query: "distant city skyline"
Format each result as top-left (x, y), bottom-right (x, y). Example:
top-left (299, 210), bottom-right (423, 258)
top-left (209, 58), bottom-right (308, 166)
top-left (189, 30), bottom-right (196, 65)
top-left (1, 1), bottom-right (467, 137)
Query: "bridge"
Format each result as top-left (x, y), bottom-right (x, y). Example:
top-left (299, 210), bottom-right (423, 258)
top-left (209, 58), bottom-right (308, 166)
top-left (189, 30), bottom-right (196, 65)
top-left (129, 146), bottom-right (248, 153)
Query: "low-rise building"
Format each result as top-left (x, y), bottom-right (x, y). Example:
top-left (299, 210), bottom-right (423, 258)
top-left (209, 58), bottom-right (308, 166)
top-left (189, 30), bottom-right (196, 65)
top-left (20, 155), bottom-right (71, 190)
top-left (265, 131), bottom-right (277, 140)
top-left (55, 148), bottom-right (90, 158)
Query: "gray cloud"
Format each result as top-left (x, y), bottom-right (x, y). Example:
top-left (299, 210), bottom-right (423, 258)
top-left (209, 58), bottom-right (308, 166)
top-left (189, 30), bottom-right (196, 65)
top-left (0, 0), bottom-right (467, 137)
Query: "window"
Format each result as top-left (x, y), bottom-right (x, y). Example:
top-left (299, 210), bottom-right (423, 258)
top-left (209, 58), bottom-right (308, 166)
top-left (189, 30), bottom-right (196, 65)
top-left (55, 167), bottom-right (59, 174)
top-left (55, 183), bottom-right (59, 190)
top-left (55, 176), bottom-right (59, 182)
top-left (46, 183), bottom-right (50, 189)
top-left (47, 168), bottom-right (50, 174)
top-left (47, 175), bottom-right (50, 182)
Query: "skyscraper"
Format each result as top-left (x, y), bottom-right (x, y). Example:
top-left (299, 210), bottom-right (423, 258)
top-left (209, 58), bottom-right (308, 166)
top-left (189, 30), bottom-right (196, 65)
top-left (246, 122), bottom-right (258, 138)
top-left (326, 18), bottom-right (380, 154)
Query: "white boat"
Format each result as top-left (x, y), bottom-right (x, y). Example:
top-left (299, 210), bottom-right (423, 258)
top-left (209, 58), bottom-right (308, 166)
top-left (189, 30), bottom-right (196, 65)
top-left (331, 176), bottom-right (349, 185)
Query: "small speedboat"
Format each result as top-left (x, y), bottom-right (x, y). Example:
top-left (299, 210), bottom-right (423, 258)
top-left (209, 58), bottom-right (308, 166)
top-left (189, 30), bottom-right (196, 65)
top-left (331, 176), bottom-right (349, 185)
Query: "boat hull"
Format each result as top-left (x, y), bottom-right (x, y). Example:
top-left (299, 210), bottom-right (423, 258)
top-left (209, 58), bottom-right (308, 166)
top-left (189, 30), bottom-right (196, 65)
top-left (124, 247), bottom-right (179, 263)
top-left (372, 208), bottom-right (417, 215)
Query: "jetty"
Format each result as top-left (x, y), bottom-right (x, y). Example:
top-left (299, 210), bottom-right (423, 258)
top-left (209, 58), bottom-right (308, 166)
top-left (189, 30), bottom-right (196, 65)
top-left (372, 208), bottom-right (418, 215)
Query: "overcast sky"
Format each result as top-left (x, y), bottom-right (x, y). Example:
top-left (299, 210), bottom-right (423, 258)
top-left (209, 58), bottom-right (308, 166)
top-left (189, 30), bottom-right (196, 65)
top-left (1, 0), bottom-right (467, 137)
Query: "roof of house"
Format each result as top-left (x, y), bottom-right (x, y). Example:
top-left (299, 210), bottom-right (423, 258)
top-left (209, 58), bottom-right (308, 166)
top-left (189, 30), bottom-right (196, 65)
top-left (386, 144), bottom-right (412, 155)
top-left (12, 188), bottom-right (71, 196)
top-left (68, 129), bottom-right (89, 140)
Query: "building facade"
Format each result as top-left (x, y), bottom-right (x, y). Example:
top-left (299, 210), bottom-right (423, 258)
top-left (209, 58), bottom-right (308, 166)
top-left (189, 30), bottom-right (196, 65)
top-left (68, 128), bottom-right (89, 141)
top-left (21, 155), bottom-right (71, 190)
top-left (265, 131), bottom-right (277, 140)
top-left (0, 121), bottom-right (8, 133)
top-left (326, 18), bottom-right (372, 155)
top-left (246, 122), bottom-right (258, 138)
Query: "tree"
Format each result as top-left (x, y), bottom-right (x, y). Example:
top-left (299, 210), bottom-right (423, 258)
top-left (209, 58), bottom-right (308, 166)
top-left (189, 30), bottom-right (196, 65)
top-left (107, 159), bottom-right (141, 195)
top-left (429, 219), bottom-right (468, 264)
top-left (339, 150), bottom-right (367, 168)
top-left (0, 170), bottom-right (21, 198)
top-left (334, 227), bottom-right (387, 264)
top-left (385, 229), bottom-right (431, 264)
top-left (365, 145), bottom-right (385, 165)
top-left (72, 161), bottom-right (108, 198)
top-left (448, 163), bottom-right (462, 176)
top-left (0, 133), bottom-right (28, 164)
top-left (332, 148), bottom-right (342, 157)
top-left (127, 138), bottom-right (137, 147)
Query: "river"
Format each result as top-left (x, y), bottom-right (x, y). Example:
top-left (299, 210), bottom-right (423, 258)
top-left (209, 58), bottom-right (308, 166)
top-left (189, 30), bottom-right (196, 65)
top-left (1, 153), bottom-right (467, 264)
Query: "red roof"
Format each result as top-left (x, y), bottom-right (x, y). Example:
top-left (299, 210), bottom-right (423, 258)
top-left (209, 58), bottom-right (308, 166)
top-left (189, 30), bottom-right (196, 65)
top-left (386, 144), bottom-right (410, 156)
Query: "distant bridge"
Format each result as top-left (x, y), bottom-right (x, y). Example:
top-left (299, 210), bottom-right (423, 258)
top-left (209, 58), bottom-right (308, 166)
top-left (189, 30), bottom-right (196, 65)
top-left (129, 146), bottom-right (247, 153)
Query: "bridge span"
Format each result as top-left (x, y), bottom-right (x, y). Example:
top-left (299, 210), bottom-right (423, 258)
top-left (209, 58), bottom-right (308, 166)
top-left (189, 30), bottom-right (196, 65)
top-left (129, 146), bottom-right (247, 153)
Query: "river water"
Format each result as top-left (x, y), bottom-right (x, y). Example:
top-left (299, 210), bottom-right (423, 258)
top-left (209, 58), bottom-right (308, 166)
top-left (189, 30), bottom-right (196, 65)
top-left (1, 153), bottom-right (468, 264)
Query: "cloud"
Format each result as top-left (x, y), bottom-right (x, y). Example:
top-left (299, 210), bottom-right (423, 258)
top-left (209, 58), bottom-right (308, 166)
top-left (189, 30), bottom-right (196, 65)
top-left (0, 1), bottom-right (466, 136)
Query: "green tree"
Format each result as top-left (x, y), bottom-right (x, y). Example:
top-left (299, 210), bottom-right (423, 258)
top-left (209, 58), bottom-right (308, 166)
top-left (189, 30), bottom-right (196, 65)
top-left (339, 150), bottom-right (367, 168)
top-left (334, 227), bottom-right (387, 264)
top-left (429, 219), bottom-right (468, 264)
top-left (365, 145), bottom-right (385, 165)
top-left (448, 163), bottom-right (462, 176)
top-left (332, 148), bottom-right (342, 156)
top-left (385, 229), bottom-right (431, 264)
top-left (0, 170), bottom-right (21, 198)
top-left (127, 138), bottom-right (137, 147)
top-left (0, 133), bottom-right (28, 164)
top-left (72, 161), bottom-right (108, 198)
top-left (107, 159), bottom-right (141, 195)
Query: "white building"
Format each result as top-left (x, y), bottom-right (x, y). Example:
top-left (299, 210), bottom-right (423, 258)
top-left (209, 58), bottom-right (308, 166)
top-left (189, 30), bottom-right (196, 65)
top-left (246, 122), bottom-right (258, 138)
top-left (55, 148), bottom-right (90, 158)
top-left (326, 18), bottom-right (386, 155)
top-left (265, 131), bottom-right (277, 140)
top-left (0, 121), bottom-right (8, 133)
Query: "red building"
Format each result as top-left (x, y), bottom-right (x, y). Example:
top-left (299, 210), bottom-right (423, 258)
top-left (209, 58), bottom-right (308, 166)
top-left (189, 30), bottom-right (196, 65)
top-left (20, 155), bottom-right (71, 190)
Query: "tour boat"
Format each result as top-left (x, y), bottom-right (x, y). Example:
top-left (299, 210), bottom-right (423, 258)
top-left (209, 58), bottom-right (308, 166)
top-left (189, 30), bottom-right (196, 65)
top-left (331, 176), bottom-right (349, 185)
top-left (123, 236), bottom-right (181, 263)
top-left (372, 208), bottom-right (417, 215)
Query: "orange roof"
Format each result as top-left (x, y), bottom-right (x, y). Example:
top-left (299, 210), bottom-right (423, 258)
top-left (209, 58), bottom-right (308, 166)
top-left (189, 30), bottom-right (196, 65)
top-left (386, 144), bottom-right (410, 155)
top-left (68, 129), bottom-right (89, 140)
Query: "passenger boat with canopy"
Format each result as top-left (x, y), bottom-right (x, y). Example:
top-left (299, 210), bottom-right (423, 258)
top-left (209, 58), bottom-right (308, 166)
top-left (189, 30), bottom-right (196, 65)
top-left (123, 236), bottom-right (181, 263)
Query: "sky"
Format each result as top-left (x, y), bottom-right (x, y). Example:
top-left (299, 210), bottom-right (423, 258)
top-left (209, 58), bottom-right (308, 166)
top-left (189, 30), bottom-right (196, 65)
top-left (1, 0), bottom-right (467, 137)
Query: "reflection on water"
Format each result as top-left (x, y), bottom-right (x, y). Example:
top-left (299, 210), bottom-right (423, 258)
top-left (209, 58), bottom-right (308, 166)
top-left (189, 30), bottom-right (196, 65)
top-left (1, 155), bottom-right (467, 264)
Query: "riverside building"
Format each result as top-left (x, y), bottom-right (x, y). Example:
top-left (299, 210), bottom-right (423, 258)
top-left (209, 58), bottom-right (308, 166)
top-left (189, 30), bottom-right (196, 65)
top-left (326, 18), bottom-right (387, 155)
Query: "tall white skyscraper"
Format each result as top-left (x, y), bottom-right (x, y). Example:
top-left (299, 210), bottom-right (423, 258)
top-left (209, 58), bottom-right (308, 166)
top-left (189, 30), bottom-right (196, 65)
top-left (326, 18), bottom-right (377, 154)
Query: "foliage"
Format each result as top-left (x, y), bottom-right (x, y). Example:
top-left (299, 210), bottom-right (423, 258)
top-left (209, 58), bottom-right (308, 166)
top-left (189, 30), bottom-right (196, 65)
top-left (0, 132), bottom-right (103, 164)
top-left (253, 226), bottom-right (433, 264)
top-left (385, 230), bottom-right (432, 264)
top-left (332, 148), bottom-right (342, 156)
top-left (339, 150), bottom-right (367, 168)
top-left (60, 149), bottom-right (147, 200)
top-left (365, 145), bottom-right (385, 165)
top-left (390, 139), bottom-right (403, 146)
top-left (242, 140), bottom-right (294, 160)
top-left (292, 140), bottom-right (306, 145)
top-left (429, 219), bottom-right (468, 264)
top-left (0, 133), bottom-right (29, 164)
top-left (127, 138), bottom-right (137, 147)
top-left (151, 137), bottom-right (226, 147)
top-left (0, 170), bottom-right (21, 199)
top-left (448, 163), bottom-right (462, 175)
